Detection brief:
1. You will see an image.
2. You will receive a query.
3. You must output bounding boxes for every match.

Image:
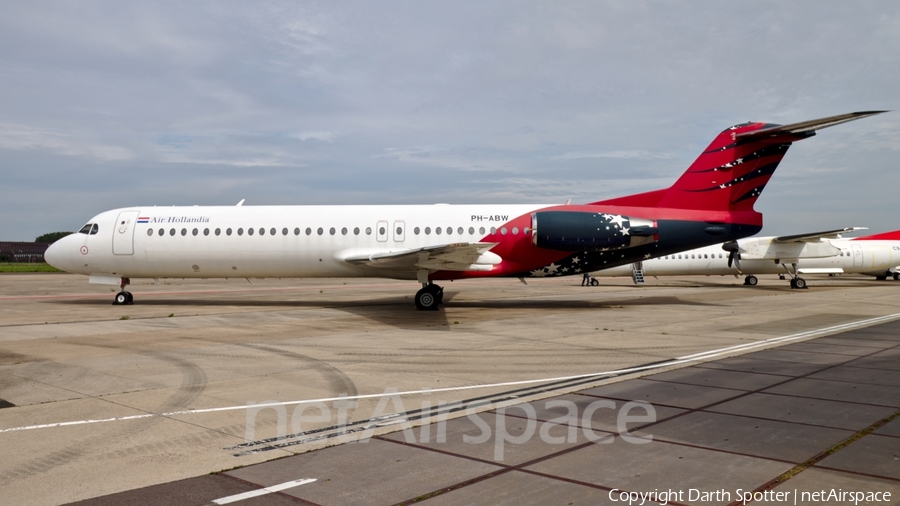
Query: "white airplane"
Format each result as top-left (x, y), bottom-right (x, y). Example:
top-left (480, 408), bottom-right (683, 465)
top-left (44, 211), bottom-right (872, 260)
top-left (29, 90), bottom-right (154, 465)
top-left (591, 228), bottom-right (900, 288)
top-left (44, 111), bottom-right (885, 309)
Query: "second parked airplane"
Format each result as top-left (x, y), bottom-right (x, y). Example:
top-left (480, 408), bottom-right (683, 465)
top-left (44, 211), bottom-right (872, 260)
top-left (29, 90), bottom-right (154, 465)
top-left (591, 228), bottom-right (900, 288)
top-left (45, 111), bottom-right (885, 309)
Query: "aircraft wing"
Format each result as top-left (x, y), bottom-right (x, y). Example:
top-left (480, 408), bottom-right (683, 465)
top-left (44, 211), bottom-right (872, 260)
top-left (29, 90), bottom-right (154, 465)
top-left (772, 227), bottom-right (867, 243)
top-left (342, 242), bottom-right (501, 272)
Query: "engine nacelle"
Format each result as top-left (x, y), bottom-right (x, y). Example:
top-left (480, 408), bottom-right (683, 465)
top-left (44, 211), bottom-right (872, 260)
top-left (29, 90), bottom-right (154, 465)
top-left (531, 211), bottom-right (658, 251)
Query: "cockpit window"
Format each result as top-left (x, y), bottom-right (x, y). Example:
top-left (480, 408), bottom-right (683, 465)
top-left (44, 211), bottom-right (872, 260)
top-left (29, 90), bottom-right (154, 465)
top-left (78, 223), bottom-right (93, 234)
top-left (90, 224), bottom-right (99, 235)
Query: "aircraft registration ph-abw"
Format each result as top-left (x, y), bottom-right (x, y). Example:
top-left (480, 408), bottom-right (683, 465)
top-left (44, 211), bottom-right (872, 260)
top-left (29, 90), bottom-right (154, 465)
top-left (45, 111), bottom-right (885, 310)
top-left (590, 228), bottom-right (900, 288)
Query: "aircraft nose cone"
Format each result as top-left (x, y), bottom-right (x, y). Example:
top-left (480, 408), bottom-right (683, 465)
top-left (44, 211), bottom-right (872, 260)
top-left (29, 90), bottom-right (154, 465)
top-left (44, 236), bottom-right (69, 271)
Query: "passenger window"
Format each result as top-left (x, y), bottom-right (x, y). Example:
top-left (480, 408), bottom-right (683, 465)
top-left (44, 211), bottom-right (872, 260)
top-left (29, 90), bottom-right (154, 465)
top-left (306, 227), bottom-right (312, 235)
top-left (330, 227), bottom-right (336, 235)
top-left (159, 228), bottom-right (164, 236)
top-left (342, 227), bottom-right (348, 235)
top-left (226, 228), bottom-right (232, 236)
top-left (703, 254), bottom-right (707, 259)
top-left (447, 227), bottom-right (452, 235)
top-left (317, 227), bottom-right (323, 235)
top-left (366, 227), bottom-right (372, 235)
top-left (425, 227), bottom-right (431, 235)
top-left (181, 228), bottom-right (187, 236)
top-left (215, 228), bottom-right (221, 236)
top-left (379, 226), bottom-right (385, 235)
top-left (79, 224), bottom-right (92, 234)
top-left (677, 254), bottom-right (681, 259)
top-left (238, 228), bottom-right (244, 236)
top-left (501, 227), bottom-right (507, 235)
top-left (147, 229), bottom-right (153, 236)
top-left (414, 227), bottom-right (420, 235)
top-left (396, 227), bottom-right (402, 235)
top-left (468, 227), bottom-right (474, 234)
top-left (490, 227), bottom-right (496, 234)
top-left (90, 224), bottom-right (99, 235)
top-left (479, 227), bottom-right (485, 235)
top-left (512, 227), bottom-right (519, 235)
top-left (524, 227), bottom-right (530, 235)
top-left (294, 227), bottom-right (300, 235)
top-left (248, 228), bottom-right (254, 236)
top-left (204, 228), bottom-right (209, 236)
top-left (435, 227), bottom-right (442, 235)
top-left (258, 228), bottom-right (264, 235)
top-left (192, 228), bottom-right (198, 236)
top-left (354, 227), bottom-right (360, 235)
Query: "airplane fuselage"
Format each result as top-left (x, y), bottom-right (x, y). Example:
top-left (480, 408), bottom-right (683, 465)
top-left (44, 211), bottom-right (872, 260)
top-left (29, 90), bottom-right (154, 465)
top-left (46, 204), bottom-right (757, 282)
top-left (593, 237), bottom-right (900, 279)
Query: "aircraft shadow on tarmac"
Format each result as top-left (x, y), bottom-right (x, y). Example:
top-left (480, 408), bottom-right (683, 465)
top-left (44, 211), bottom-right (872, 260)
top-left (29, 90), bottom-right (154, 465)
top-left (49, 292), bottom-right (719, 331)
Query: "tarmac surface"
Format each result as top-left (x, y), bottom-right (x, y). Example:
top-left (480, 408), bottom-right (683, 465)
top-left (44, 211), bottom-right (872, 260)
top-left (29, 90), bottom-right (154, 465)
top-left (0, 273), bottom-right (898, 505)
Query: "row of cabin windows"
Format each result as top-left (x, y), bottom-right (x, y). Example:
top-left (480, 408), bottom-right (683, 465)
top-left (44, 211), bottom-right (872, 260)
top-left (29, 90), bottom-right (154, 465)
top-left (663, 251), bottom-right (853, 260)
top-left (146, 225), bottom-right (529, 238)
top-left (663, 253), bottom-right (725, 259)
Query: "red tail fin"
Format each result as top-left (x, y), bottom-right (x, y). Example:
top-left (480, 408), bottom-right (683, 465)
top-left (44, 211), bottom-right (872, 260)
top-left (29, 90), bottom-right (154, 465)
top-left (592, 111), bottom-right (886, 212)
top-left (854, 229), bottom-right (900, 241)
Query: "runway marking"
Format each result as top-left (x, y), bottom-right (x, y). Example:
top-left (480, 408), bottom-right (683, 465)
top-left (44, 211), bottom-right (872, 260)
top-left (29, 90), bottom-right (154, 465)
top-left (212, 478), bottom-right (316, 504)
top-left (2, 312), bottom-right (899, 434)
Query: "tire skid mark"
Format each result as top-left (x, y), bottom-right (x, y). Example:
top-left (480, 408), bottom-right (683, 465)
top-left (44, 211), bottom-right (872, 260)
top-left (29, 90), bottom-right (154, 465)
top-left (0, 351), bottom-right (209, 480)
top-left (238, 343), bottom-right (359, 399)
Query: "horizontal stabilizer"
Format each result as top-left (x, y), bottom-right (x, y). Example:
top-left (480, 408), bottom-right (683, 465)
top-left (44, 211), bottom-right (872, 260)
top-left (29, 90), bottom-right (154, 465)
top-left (735, 111), bottom-right (888, 140)
top-left (774, 227), bottom-right (867, 243)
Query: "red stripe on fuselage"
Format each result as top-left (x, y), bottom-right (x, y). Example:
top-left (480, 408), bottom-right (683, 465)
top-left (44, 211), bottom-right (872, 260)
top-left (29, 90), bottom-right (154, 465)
top-left (432, 203), bottom-right (760, 281)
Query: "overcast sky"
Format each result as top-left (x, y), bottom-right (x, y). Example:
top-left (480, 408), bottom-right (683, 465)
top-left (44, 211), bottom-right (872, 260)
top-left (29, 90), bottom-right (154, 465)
top-left (1, 1), bottom-right (898, 241)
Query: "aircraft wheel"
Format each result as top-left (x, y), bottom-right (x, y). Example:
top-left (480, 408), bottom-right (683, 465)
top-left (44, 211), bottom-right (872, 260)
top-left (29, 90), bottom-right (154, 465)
top-left (894, 272), bottom-right (899, 281)
top-left (114, 292), bottom-right (128, 305)
top-left (876, 275), bottom-right (888, 281)
top-left (744, 275), bottom-right (758, 286)
top-left (125, 291), bottom-right (134, 304)
top-left (590, 278), bottom-right (599, 286)
top-left (415, 286), bottom-right (440, 311)
top-left (792, 277), bottom-right (807, 289)
top-left (436, 286), bottom-right (444, 304)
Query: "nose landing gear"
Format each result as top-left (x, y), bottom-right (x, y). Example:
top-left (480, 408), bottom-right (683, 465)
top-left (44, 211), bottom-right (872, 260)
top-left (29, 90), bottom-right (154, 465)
top-left (113, 277), bottom-right (133, 305)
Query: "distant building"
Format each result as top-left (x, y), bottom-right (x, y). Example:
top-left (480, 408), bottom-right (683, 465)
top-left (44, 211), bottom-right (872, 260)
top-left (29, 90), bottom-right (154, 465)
top-left (0, 242), bottom-right (50, 263)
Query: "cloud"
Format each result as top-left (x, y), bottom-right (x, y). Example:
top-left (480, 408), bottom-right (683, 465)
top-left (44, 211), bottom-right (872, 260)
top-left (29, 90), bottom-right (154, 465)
top-left (2, 1), bottom-right (900, 239)
top-left (0, 123), bottom-right (134, 161)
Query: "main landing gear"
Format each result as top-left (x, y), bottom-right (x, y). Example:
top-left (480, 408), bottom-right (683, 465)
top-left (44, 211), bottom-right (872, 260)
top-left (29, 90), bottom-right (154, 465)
top-left (113, 277), bottom-right (133, 305)
top-left (414, 283), bottom-right (443, 311)
top-left (780, 263), bottom-right (807, 289)
top-left (743, 275), bottom-right (758, 286)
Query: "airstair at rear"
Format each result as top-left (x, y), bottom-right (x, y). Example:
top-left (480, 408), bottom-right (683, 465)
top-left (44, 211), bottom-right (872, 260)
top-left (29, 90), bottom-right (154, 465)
top-left (631, 261), bottom-right (645, 285)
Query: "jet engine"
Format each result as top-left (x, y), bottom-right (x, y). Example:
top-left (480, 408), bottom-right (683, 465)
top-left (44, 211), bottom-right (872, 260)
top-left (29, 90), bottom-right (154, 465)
top-left (531, 211), bottom-right (658, 251)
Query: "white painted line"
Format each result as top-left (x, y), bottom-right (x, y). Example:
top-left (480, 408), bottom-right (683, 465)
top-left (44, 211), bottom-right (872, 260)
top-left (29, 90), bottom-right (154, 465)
top-left (212, 478), bottom-right (316, 504)
top-left (2, 312), bottom-right (898, 434)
